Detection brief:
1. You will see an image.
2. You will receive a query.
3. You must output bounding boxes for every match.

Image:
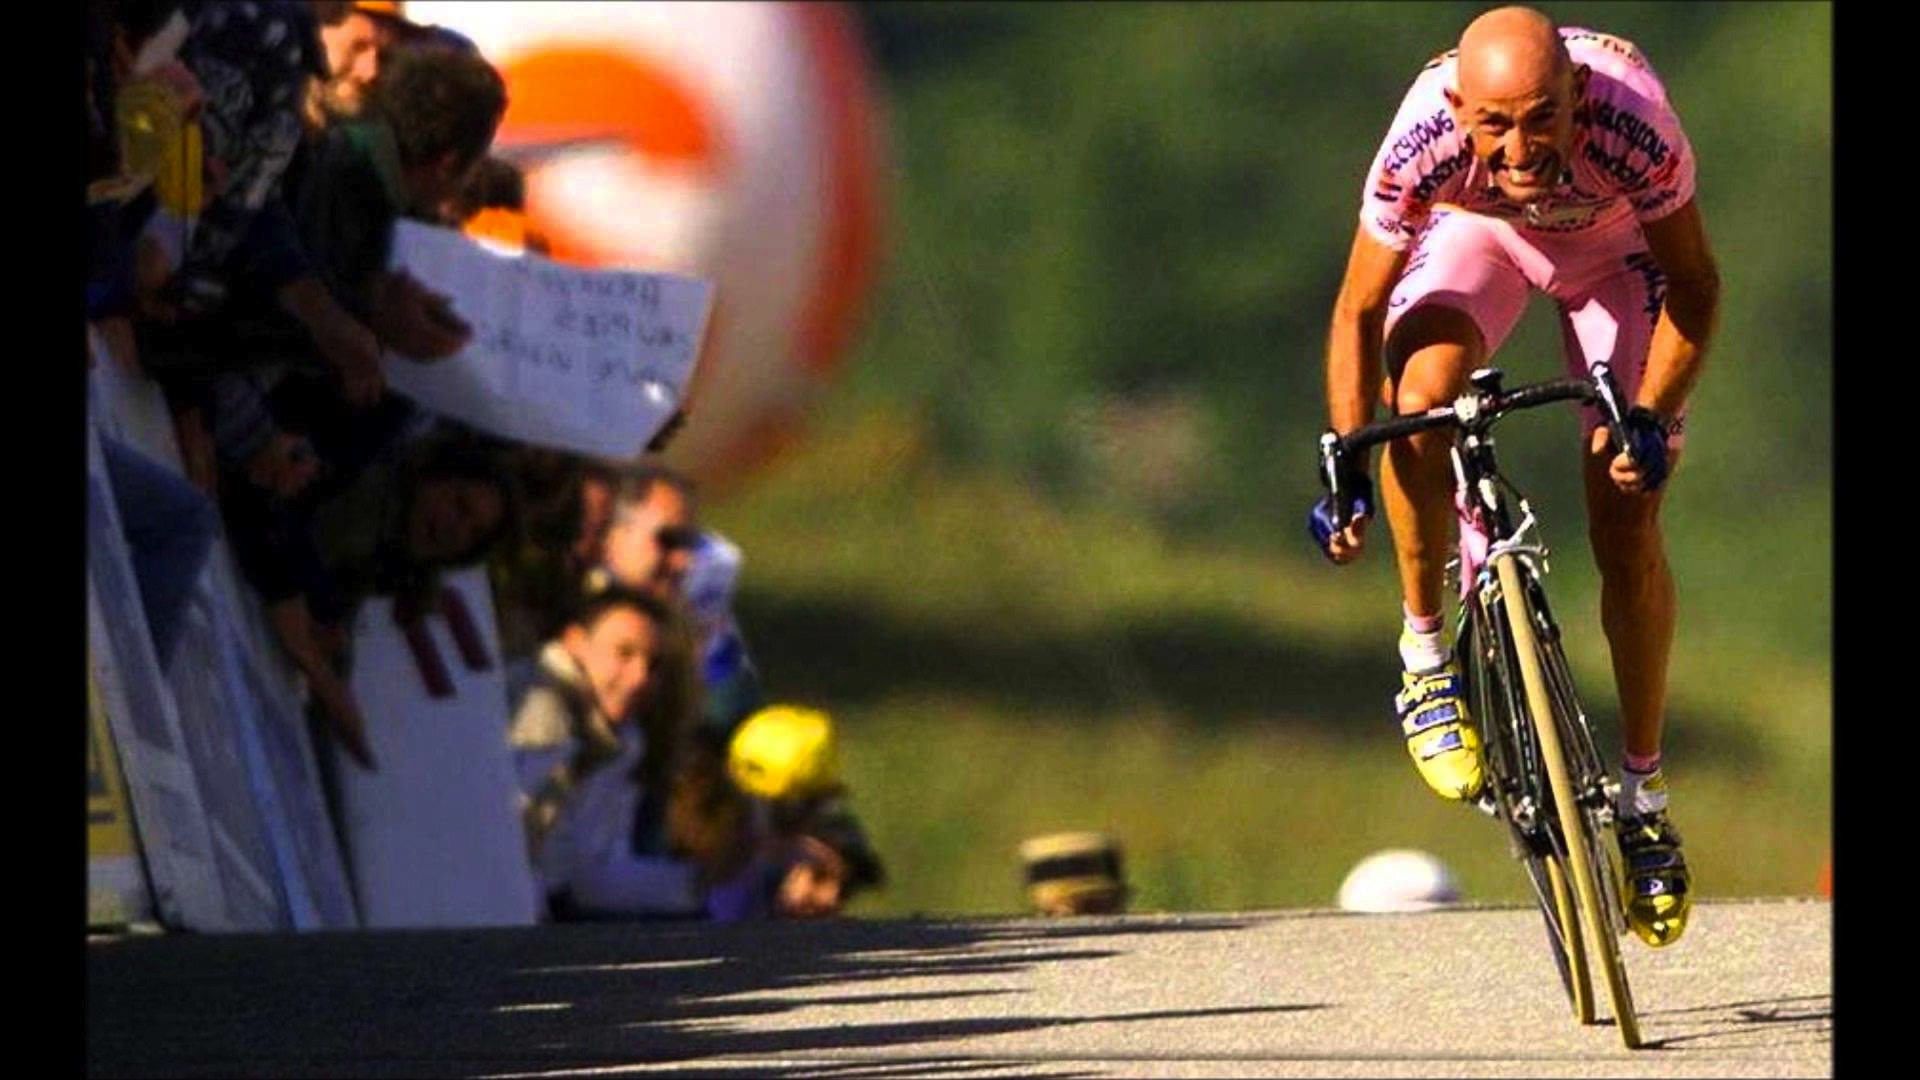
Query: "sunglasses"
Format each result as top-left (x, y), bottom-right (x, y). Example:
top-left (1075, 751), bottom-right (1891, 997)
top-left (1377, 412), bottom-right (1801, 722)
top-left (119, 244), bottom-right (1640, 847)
top-left (655, 524), bottom-right (701, 551)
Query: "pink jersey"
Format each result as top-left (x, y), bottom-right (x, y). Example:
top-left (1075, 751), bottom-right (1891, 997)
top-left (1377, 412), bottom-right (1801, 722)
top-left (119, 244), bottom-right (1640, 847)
top-left (1360, 28), bottom-right (1697, 250)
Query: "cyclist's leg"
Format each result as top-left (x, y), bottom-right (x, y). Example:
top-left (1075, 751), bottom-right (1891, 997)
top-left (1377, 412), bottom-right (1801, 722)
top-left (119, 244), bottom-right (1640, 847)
top-left (1379, 211), bottom-right (1529, 801)
top-left (1558, 246), bottom-right (1693, 946)
top-left (1380, 304), bottom-right (1482, 623)
top-left (1555, 246), bottom-right (1689, 765)
top-left (1380, 210), bottom-right (1531, 625)
top-left (1581, 451), bottom-right (1677, 764)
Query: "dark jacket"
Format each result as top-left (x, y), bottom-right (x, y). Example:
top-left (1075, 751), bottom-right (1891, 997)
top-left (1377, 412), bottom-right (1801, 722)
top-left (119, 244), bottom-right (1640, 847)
top-left (138, 118), bottom-right (409, 381)
top-left (220, 377), bottom-right (421, 625)
top-left (291, 119), bottom-right (410, 322)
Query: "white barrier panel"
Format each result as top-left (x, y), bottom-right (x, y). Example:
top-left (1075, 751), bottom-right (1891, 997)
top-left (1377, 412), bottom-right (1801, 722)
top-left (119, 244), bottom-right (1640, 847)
top-left (87, 414), bottom-right (233, 930)
top-left (88, 346), bottom-right (360, 931)
top-left (335, 566), bottom-right (542, 927)
top-left (201, 553), bottom-right (362, 931)
top-left (161, 557), bottom-right (368, 930)
top-left (161, 582), bottom-right (299, 929)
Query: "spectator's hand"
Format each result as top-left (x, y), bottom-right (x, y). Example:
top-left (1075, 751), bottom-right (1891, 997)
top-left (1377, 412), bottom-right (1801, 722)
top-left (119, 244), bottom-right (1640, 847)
top-left (144, 60), bottom-right (203, 120)
top-left (133, 233), bottom-right (180, 325)
top-left (309, 677), bottom-right (377, 770)
top-left (172, 404), bottom-right (219, 497)
top-left (774, 836), bottom-right (848, 919)
top-left (308, 308), bottom-right (385, 408)
top-left (646, 407), bottom-right (689, 453)
top-left (244, 431), bottom-right (321, 501)
top-left (94, 317), bottom-right (143, 375)
top-left (372, 271), bottom-right (471, 362)
top-left (312, 619), bottom-right (351, 665)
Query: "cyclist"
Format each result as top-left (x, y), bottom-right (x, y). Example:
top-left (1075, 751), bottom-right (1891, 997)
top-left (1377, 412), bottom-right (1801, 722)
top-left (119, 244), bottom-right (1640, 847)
top-left (1308, 6), bottom-right (1719, 946)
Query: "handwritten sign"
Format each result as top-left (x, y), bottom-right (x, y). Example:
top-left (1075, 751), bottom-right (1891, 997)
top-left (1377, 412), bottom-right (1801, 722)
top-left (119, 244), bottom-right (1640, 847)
top-left (383, 220), bottom-right (713, 459)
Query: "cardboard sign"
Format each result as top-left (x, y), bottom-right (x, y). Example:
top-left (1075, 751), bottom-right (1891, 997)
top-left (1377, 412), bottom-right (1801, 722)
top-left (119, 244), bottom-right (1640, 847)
top-left (384, 220), bottom-right (713, 459)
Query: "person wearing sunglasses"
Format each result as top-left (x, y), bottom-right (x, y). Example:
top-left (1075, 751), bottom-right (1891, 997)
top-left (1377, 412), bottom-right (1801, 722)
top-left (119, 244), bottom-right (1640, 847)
top-left (586, 463), bottom-right (765, 746)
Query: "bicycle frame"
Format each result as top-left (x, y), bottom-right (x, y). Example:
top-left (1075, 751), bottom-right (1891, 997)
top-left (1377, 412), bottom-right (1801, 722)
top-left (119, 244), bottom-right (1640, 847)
top-left (1450, 429), bottom-right (1624, 828)
top-left (1319, 363), bottom-right (1645, 1048)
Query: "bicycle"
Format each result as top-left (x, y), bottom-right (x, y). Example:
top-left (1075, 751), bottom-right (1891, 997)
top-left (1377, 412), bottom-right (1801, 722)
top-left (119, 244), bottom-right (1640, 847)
top-left (1316, 363), bottom-right (1647, 1049)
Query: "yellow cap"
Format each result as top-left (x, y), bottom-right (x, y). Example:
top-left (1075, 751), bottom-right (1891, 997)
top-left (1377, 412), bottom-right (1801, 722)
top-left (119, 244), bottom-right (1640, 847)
top-left (353, 1), bottom-right (407, 18)
top-left (728, 705), bottom-right (842, 801)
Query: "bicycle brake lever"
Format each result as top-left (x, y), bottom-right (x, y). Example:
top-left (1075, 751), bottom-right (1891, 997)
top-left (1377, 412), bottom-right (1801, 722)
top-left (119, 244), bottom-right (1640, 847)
top-left (1319, 432), bottom-right (1349, 529)
top-left (1588, 363), bottom-right (1637, 468)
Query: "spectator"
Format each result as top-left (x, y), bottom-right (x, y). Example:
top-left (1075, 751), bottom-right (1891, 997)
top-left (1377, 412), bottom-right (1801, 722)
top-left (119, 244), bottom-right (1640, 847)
top-left (113, 1), bottom-right (328, 323)
top-left (223, 422), bottom-right (520, 768)
top-left (1020, 832), bottom-right (1128, 916)
top-left (128, 16), bottom-right (506, 515)
top-left (86, 1), bottom-right (315, 328)
top-left (85, 0), bottom-right (197, 322)
top-left (511, 587), bottom-right (712, 920)
top-left (589, 463), bottom-right (699, 602)
top-left (582, 468), bottom-right (891, 920)
top-left (443, 154), bottom-right (526, 229)
top-left (778, 806), bottom-right (886, 918)
top-left (306, 1), bottom-right (415, 129)
top-left (705, 704), bottom-right (886, 921)
top-left (489, 454), bottom-right (616, 671)
top-left (287, 42), bottom-right (503, 359)
top-left (589, 462), bottom-right (766, 739)
top-left (191, 41), bottom-right (508, 508)
top-left (192, 0), bottom-right (440, 409)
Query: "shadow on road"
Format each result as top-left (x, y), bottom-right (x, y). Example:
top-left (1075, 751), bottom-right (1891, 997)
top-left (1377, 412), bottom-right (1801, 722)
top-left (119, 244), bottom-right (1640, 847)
top-left (88, 915), bottom-right (1326, 1078)
top-left (1637, 993), bottom-right (1832, 1052)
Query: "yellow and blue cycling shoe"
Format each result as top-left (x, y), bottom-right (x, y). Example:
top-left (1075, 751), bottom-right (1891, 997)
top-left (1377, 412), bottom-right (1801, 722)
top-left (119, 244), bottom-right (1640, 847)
top-left (1617, 806), bottom-right (1692, 947)
top-left (1395, 660), bottom-right (1484, 802)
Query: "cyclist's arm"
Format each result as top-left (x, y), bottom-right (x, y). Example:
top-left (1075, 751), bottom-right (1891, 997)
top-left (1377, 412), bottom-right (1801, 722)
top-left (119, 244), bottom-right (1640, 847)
top-left (1637, 197), bottom-right (1721, 420)
top-left (1326, 227), bottom-right (1411, 436)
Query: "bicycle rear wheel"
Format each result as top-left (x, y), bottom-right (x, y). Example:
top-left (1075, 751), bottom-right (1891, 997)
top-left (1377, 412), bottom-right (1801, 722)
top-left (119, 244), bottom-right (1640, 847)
top-left (1462, 594), bottom-right (1591, 1022)
top-left (1493, 554), bottom-right (1642, 1049)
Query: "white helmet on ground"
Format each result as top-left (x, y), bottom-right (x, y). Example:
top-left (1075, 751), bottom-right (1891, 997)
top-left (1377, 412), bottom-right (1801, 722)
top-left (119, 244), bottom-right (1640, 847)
top-left (1337, 849), bottom-right (1462, 912)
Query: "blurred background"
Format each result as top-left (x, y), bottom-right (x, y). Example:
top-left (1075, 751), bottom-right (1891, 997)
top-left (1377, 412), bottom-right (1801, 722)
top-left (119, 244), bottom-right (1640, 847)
top-left (699, 1), bottom-right (1831, 916)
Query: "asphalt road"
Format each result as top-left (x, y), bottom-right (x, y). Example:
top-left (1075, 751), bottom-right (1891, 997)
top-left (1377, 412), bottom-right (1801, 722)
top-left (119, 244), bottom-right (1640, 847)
top-left (86, 899), bottom-right (1830, 1078)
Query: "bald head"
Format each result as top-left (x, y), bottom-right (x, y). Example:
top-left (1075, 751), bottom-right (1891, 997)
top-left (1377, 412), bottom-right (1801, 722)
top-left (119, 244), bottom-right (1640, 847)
top-left (1457, 7), bottom-right (1567, 102)
top-left (1444, 7), bottom-right (1586, 204)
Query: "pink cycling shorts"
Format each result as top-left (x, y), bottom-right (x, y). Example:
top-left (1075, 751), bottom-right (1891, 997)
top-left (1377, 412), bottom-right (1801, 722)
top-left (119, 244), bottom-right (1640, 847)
top-left (1381, 207), bottom-right (1686, 448)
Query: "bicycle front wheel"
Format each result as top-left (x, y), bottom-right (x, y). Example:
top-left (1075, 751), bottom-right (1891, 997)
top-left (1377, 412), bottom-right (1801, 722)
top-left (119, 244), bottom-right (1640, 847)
top-left (1462, 598), bottom-right (1591, 1022)
top-left (1492, 554), bottom-right (1643, 1050)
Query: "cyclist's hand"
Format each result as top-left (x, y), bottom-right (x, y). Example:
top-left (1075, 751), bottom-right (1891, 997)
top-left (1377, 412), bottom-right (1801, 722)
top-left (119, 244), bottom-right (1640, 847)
top-left (1308, 471), bottom-right (1374, 564)
top-left (1593, 409), bottom-right (1673, 495)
